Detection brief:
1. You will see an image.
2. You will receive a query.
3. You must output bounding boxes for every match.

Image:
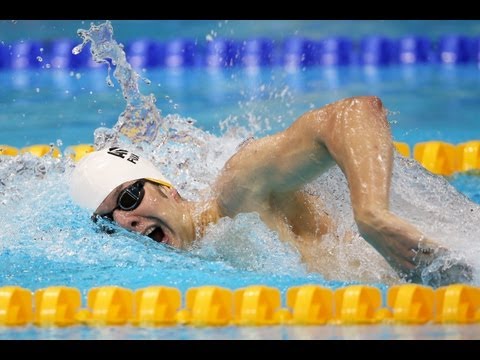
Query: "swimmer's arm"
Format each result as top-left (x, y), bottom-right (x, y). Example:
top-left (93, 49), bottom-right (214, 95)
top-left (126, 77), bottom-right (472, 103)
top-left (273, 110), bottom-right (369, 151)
top-left (216, 98), bottom-right (341, 199)
top-left (217, 96), bottom-right (473, 285)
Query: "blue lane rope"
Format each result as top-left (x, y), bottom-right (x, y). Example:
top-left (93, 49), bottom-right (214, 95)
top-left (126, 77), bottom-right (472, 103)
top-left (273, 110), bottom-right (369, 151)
top-left (1, 35), bottom-right (479, 70)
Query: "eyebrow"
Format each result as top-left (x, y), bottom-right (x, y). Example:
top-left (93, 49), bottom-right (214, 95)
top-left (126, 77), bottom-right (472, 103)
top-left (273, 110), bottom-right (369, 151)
top-left (157, 186), bottom-right (168, 199)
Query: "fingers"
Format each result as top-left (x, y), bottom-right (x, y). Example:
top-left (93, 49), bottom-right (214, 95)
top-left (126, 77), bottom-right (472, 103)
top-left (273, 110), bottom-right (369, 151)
top-left (405, 245), bottom-right (474, 287)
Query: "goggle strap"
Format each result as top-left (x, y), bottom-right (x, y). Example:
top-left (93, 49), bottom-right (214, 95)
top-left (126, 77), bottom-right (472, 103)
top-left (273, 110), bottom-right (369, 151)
top-left (144, 177), bottom-right (173, 189)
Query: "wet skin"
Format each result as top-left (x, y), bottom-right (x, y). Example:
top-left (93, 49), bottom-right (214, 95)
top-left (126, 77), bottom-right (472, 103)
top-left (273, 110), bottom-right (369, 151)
top-left (95, 96), bottom-right (472, 285)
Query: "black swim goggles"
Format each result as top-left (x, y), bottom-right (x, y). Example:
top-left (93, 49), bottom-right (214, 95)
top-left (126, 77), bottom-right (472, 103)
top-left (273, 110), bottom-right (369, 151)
top-left (91, 178), bottom-right (172, 234)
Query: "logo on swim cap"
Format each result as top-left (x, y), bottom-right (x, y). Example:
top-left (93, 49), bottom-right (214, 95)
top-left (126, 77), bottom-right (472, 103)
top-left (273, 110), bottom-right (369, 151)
top-left (69, 146), bottom-right (172, 212)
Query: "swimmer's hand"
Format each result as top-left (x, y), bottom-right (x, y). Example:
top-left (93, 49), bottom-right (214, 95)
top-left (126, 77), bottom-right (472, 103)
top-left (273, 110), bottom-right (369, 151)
top-left (405, 245), bottom-right (473, 288)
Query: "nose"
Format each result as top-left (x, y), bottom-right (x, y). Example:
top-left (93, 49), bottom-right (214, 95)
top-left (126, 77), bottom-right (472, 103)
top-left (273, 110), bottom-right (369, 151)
top-left (113, 211), bottom-right (152, 233)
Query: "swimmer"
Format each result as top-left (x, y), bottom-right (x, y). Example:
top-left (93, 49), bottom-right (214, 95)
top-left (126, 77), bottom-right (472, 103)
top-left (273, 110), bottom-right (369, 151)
top-left (70, 96), bottom-right (473, 287)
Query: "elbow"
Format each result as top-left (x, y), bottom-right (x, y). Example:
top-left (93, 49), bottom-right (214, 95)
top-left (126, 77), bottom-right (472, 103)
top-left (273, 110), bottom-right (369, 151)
top-left (349, 95), bottom-right (384, 111)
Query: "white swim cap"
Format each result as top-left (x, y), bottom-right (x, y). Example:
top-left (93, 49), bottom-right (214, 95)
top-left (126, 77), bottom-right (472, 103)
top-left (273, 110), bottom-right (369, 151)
top-left (69, 146), bottom-right (172, 212)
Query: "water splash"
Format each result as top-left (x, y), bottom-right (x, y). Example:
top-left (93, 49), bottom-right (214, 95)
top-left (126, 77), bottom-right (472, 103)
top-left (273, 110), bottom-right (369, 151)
top-left (74, 21), bottom-right (163, 144)
top-left (2, 20), bottom-right (478, 299)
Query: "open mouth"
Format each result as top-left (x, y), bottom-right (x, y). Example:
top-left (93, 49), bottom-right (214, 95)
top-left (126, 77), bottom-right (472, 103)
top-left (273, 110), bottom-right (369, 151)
top-left (145, 226), bottom-right (167, 244)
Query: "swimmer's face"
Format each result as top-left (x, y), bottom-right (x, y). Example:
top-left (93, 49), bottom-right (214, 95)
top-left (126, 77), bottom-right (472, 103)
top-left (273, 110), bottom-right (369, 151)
top-left (94, 179), bottom-right (191, 249)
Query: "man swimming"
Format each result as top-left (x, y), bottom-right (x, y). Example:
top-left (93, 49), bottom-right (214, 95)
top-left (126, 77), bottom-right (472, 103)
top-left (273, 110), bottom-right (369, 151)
top-left (70, 95), bottom-right (472, 286)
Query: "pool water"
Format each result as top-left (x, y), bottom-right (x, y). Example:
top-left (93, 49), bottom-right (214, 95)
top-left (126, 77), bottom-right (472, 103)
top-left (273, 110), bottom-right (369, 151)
top-left (2, 65), bottom-right (480, 149)
top-left (1, 20), bottom-right (480, 339)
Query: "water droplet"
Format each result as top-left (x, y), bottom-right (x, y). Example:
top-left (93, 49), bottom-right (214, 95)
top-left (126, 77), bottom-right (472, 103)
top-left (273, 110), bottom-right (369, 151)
top-left (56, 139), bottom-right (63, 147)
top-left (65, 90), bottom-right (69, 94)
top-left (45, 63), bottom-right (51, 69)
top-left (11, 20), bottom-right (17, 24)
top-left (72, 43), bottom-right (84, 55)
top-left (98, 109), bottom-right (103, 114)
top-left (35, 88), bottom-right (40, 93)
top-left (75, 73), bottom-right (81, 80)
top-left (36, 56), bottom-right (43, 62)
top-left (143, 77), bottom-right (151, 85)
top-left (206, 34), bottom-right (213, 42)
top-left (106, 76), bottom-right (114, 87)
top-left (69, 71), bottom-right (74, 76)
top-left (40, 48), bottom-right (44, 53)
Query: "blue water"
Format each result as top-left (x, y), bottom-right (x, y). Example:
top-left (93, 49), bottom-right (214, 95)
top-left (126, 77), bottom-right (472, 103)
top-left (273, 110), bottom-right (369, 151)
top-left (2, 20), bottom-right (480, 43)
top-left (1, 20), bottom-right (480, 339)
top-left (2, 65), bottom-right (480, 149)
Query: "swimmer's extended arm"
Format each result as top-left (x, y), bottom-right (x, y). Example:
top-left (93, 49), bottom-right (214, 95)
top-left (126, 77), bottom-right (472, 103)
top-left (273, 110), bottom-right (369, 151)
top-left (216, 96), bottom-right (472, 285)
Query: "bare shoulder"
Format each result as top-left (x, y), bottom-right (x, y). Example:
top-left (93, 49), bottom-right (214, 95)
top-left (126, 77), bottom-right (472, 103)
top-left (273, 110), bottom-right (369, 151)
top-left (213, 136), bottom-right (273, 216)
top-left (322, 96), bottom-right (385, 116)
top-left (218, 133), bottom-right (297, 190)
